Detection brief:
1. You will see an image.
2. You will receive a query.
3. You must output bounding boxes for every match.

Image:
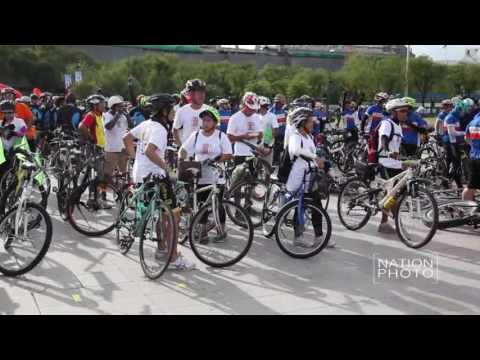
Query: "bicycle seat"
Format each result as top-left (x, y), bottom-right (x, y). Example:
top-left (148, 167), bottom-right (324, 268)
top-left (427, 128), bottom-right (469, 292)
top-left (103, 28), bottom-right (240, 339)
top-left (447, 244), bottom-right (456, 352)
top-left (186, 168), bottom-right (201, 176)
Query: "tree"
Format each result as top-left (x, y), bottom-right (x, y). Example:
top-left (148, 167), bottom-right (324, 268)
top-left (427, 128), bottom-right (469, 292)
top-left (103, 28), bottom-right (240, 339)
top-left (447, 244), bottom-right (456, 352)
top-left (409, 55), bottom-right (445, 105)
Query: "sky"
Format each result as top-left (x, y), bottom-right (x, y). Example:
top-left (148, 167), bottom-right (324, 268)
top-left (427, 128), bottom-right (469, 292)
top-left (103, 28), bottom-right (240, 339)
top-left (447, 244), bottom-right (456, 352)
top-left (222, 45), bottom-right (480, 61)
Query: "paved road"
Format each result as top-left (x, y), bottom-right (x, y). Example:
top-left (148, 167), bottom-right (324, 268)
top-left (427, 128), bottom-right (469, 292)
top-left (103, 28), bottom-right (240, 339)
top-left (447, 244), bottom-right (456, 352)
top-left (1, 189), bottom-right (480, 315)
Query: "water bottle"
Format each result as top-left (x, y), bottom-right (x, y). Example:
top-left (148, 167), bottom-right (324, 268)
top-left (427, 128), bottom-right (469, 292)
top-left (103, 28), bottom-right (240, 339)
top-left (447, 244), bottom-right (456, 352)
top-left (383, 195), bottom-right (396, 210)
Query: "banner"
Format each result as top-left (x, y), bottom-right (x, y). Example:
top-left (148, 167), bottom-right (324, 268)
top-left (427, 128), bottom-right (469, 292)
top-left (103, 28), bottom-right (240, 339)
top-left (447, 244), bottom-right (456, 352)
top-left (75, 71), bottom-right (82, 83)
top-left (64, 74), bottom-right (72, 89)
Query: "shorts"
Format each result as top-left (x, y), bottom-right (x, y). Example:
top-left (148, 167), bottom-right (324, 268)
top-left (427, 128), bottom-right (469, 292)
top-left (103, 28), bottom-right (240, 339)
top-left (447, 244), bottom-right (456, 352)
top-left (104, 151), bottom-right (128, 175)
top-left (467, 159), bottom-right (480, 189)
top-left (380, 167), bottom-right (403, 180)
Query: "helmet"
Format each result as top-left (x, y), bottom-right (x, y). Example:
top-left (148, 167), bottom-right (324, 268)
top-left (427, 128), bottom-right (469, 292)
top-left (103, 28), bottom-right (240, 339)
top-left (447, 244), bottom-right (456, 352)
top-left (185, 79), bottom-right (206, 92)
top-left (402, 97), bottom-right (417, 108)
top-left (385, 98), bottom-right (412, 112)
top-left (259, 96), bottom-right (271, 107)
top-left (217, 98), bottom-right (229, 107)
top-left (40, 92), bottom-right (52, 99)
top-left (289, 107), bottom-right (313, 128)
top-left (374, 92), bottom-right (389, 102)
top-left (86, 94), bottom-right (106, 105)
top-left (199, 106), bottom-right (221, 124)
top-left (17, 96), bottom-right (31, 104)
top-left (1, 87), bottom-right (16, 96)
top-left (108, 95), bottom-right (124, 109)
top-left (149, 94), bottom-right (176, 116)
top-left (242, 92), bottom-right (260, 110)
top-left (463, 98), bottom-right (475, 112)
top-left (290, 98), bottom-right (311, 110)
top-left (0, 100), bottom-right (15, 112)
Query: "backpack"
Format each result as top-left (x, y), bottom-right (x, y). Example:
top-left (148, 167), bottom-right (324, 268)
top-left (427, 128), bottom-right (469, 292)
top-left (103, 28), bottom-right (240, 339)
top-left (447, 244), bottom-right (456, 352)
top-left (277, 137), bottom-right (304, 183)
top-left (366, 119), bottom-right (395, 164)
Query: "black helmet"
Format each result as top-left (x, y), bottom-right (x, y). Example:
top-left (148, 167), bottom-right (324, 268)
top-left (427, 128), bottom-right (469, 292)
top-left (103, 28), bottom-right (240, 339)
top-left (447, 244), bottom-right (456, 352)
top-left (185, 79), bottom-right (206, 92)
top-left (149, 94), bottom-right (176, 116)
top-left (0, 100), bottom-right (15, 112)
top-left (30, 93), bottom-right (39, 100)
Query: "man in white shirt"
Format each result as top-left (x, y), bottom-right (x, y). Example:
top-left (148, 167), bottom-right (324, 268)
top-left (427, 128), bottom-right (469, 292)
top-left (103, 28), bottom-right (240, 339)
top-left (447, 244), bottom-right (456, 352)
top-left (258, 96), bottom-right (278, 166)
top-left (227, 92), bottom-right (263, 166)
top-left (104, 96), bottom-right (130, 185)
top-left (173, 79), bottom-right (208, 147)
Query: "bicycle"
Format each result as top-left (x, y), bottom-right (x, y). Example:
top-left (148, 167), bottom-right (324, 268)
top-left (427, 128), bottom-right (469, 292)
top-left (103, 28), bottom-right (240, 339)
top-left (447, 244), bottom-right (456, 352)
top-left (0, 156), bottom-right (52, 277)
top-left (337, 159), bottom-right (439, 249)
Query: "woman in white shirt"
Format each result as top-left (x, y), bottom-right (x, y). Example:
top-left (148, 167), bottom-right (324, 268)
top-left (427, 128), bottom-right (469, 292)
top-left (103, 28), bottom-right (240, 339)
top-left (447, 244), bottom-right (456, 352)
top-left (179, 106), bottom-right (233, 241)
top-left (286, 107), bottom-right (335, 248)
top-left (124, 94), bottom-right (195, 271)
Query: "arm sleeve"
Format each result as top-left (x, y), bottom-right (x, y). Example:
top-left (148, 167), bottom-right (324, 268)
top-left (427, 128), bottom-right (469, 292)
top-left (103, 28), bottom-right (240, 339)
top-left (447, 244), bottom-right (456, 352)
top-left (172, 108), bottom-right (183, 130)
top-left (129, 123), bottom-right (143, 140)
top-left (289, 135), bottom-right (316, 160)
top-left (226, 116), bottom-right (236, 135)
top-left (82, 113), bottom-right (95, 128)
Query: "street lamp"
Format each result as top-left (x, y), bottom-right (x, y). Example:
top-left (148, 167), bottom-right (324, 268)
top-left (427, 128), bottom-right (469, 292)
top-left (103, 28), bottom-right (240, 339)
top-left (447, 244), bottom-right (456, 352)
top-left (128, 74), bottom-right (134, 104)
top-left (405, 45), bottom-right (411, 96)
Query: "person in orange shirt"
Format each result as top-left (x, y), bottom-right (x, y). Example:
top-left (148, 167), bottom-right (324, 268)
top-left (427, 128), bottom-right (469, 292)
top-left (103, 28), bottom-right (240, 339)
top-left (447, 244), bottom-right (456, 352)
top-left (15, 96), bottom-right (35, 150)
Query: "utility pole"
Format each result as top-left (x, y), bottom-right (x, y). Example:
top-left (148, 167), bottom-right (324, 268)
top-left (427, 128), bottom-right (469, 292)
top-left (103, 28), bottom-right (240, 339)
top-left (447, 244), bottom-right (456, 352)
top-left (405, 45), bottom-right (411, 96)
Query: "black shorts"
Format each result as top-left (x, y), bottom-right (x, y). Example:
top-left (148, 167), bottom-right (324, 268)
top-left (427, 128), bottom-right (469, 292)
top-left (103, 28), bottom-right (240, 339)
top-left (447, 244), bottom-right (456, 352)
top-left (467, 159), bottom-right (480, 189)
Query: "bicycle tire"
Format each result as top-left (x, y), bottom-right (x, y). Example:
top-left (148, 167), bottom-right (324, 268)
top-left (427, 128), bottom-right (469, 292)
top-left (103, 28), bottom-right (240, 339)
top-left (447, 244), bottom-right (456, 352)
top-left (274, 199), bottom-right (332, 259)
top-left (0, 180), bottom-right (49, 216)
top-left (0, 202), bottom-right (52, 277)
top-left (189, 200), bottom-right (253, 268)
top-left (337, 177), bottom-right (373, 230)
top-left (116, 191), bottom-right (136, 255)
top-left (395, 187), bottom-right (438, 249)
top-left (66, 178), bottom-right (121, 237)
top-left (139, 203), bottom-right (176, 280)
top-left (423, 200), bottom-right (478, 230)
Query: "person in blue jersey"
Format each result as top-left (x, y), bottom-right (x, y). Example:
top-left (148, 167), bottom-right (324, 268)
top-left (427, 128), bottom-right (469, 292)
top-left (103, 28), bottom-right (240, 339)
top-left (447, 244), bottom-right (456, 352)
top-left (435, 99), bottom-right (453, 139)
top-left (312, 101), bottom-right (327, 136)
top-left (443, 99), bottom-right (474, 188)
top-left (463, 112), bottom-right (480, 201)
top-left (129, 95), bottom-right (153, 127)
top-left (30, 94), bottom-right (42, 125)
top-left (360, 92), bottom-right (389, 137)
top-left (342, 100), bottom-right (358, 145)
top-left (400, 97), bottom-right (428, 156)
top-left (269, 94), bottom-right (288, 165)
top-left (217, 98), bottom-right (232, 133)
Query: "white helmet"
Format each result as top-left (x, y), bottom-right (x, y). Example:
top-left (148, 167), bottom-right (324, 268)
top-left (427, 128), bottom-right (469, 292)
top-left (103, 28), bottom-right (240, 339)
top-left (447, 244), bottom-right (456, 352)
top-left (374, 92), bottom-right (389, 102)
top-left (289, 107), bottom-right (314, 128)
top-left (259, 96), bottom-right (271, 107)
top-left (217, 98), bottom-right (229, 107)
top-left (385, 98), bottom-right (412, 112)
top-left (108, 95), bottom-right (124, 109)
top-left (242, 92), bottom-right (260, 110)
top-left (416, 106), bottom-right (426, 114)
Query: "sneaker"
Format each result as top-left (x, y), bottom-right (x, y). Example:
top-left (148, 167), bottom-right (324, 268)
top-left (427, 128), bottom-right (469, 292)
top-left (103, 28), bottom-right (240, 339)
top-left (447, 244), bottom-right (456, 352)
top-left (378, 223), bottom-right (396, 234)
top-left (213, 225), bottom-right (227, 243)
top-left (293, 235), bottom-right (314, 248)
top-left (169, 255), bottom-right (196, 271)
top-left (326, 238), bottom-right (336, 248)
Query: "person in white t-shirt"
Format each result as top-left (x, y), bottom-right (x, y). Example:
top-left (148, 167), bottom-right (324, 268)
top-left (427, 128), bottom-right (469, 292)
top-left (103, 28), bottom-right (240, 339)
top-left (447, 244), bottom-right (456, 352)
top-left (103, 96), bottom-right (130, 186)
top-left (227, 92), bottom-right (263, 166)
top-left (124, 94), bottom-right (195, 271)
top-left (258, 96), bottom-right (278, 166)
top-left (180, 106), bottom-right (233, 241)
top-left (376, 99), bottom-right (410, 234)
top-left (173, 79), bottom-right (208, 147)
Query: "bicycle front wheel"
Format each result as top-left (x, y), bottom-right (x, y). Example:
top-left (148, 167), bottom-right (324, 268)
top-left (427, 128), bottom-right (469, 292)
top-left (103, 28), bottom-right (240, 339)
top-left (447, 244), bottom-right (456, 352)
top-left (395, 187), bottom-right (438, 249)
top-left (274, 199), bottom-right (332, 259)
top-left (337, 178), bottom-right (373, 230)
top-left (139, 203), bottom-right (176, 280)
top-left (0, 202), bottom-right (52, 277)
top-left (189, 200), bottom-right (253, 268)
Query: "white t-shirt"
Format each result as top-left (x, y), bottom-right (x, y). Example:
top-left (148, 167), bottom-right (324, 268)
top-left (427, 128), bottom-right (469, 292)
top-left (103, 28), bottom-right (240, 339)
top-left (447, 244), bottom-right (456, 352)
top-left (286, 130), bottom-right (317, 192)
top-left (172, 103), bottom-right (208, 144)
top-left (2, 117), bottom-right (27, 151)
top-left (129, 120), bottom-right (168, 183)
top-left (181, 130), bottom-right (232, 185)
top-left (103, 112), bottom-right (129, 152)
top-left (227, 111), bottom-right (263, 156)
top-left (378, 119), bottom-right (403, 169)
top-left (284, 123), bottom-right (295, 149)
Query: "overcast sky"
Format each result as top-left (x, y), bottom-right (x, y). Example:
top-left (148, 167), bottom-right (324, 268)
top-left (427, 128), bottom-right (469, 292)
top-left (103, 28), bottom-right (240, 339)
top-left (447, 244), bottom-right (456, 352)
top-left (223, 45), bottom-right (480, 61)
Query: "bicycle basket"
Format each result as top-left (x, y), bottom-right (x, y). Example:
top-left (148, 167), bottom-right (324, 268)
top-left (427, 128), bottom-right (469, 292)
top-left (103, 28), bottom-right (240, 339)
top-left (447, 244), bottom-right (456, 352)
top-left (354, 160), bottom-right (375, 182)
top-left (178, 161), bottom-right (202, 183)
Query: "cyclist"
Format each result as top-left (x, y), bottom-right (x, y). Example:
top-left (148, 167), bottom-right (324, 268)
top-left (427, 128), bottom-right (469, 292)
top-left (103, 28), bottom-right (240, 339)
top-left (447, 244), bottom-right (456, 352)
top-left (173, 79), bottom-right (208, 147)
top-left (15, 96), bottom-right (35, 150)
top-left (258, 96), bottom-right (278, 165)
top-left (227, 92), bottom-right (263, 166)
top-left (56, 93), bottom-right (82, 134)
top-left (286, 107), bottom-right (330, 248)
top-left (401, 97), bottom-right (428, 156)
top-left (443, 98), bottom-right (473, 188)
top-left (463, 111), bottom-right (480, 201)
top-left (79, 94), bottom-right (107, 148)
top-left (123, 94), bottom-right (195, 271)
top-left (342, 100), bottom-right (359, 146)
top-left (129, 95), bottom-right (152, 127)
top-left (103, 95), bottom-right (129, 187)
top-left (0, 87), bottom-right (16, 102)
top-left (217, 98), bottom-right (232, 133)
top-left (0, 100), bottom-right (27, 178)
top-left (269, 94), bottom-right (288, 165)
top-left (179, 106), bottom-right (233, 241)
top-left (435, 99), bottom-right (453, 137)
top-left (361, 92), bottom-right (389, 137)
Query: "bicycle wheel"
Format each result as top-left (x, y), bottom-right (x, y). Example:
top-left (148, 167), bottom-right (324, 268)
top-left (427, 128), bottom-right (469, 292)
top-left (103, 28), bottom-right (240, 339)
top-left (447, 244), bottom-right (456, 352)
top-left (189, 200), bottom-right (253, 268)
top-left (337, 178), bottom-right (373, 230)
top-left (0, 180), bottom-right (49, 216)
top-left (423, 200), bottom-right (478, 230)
top-left (274, 199), bottom-right (332, 259)
top-left (395, 187), bottom-right (438, 249)
top-left (262, 182), bottom-right (284, 237)
top-left (116, 191), bottom-right (136, 255)
top-left (225, 179), bottom-right (269, 228)
top-left (139, 203), bottom-right (176, 280)
top-left (67, 179), bottom-right (122, 237)
top-left (0, 202), bottom-right (52, 277)
top-left (0, 167), bottom-right (15, 194)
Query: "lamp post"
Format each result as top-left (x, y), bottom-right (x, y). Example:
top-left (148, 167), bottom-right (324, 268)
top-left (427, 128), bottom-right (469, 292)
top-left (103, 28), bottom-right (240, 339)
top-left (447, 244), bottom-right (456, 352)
top-left (128, 74), bottom-right (134, 104)
top-left (405, 45), bottom-right (411, 96)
